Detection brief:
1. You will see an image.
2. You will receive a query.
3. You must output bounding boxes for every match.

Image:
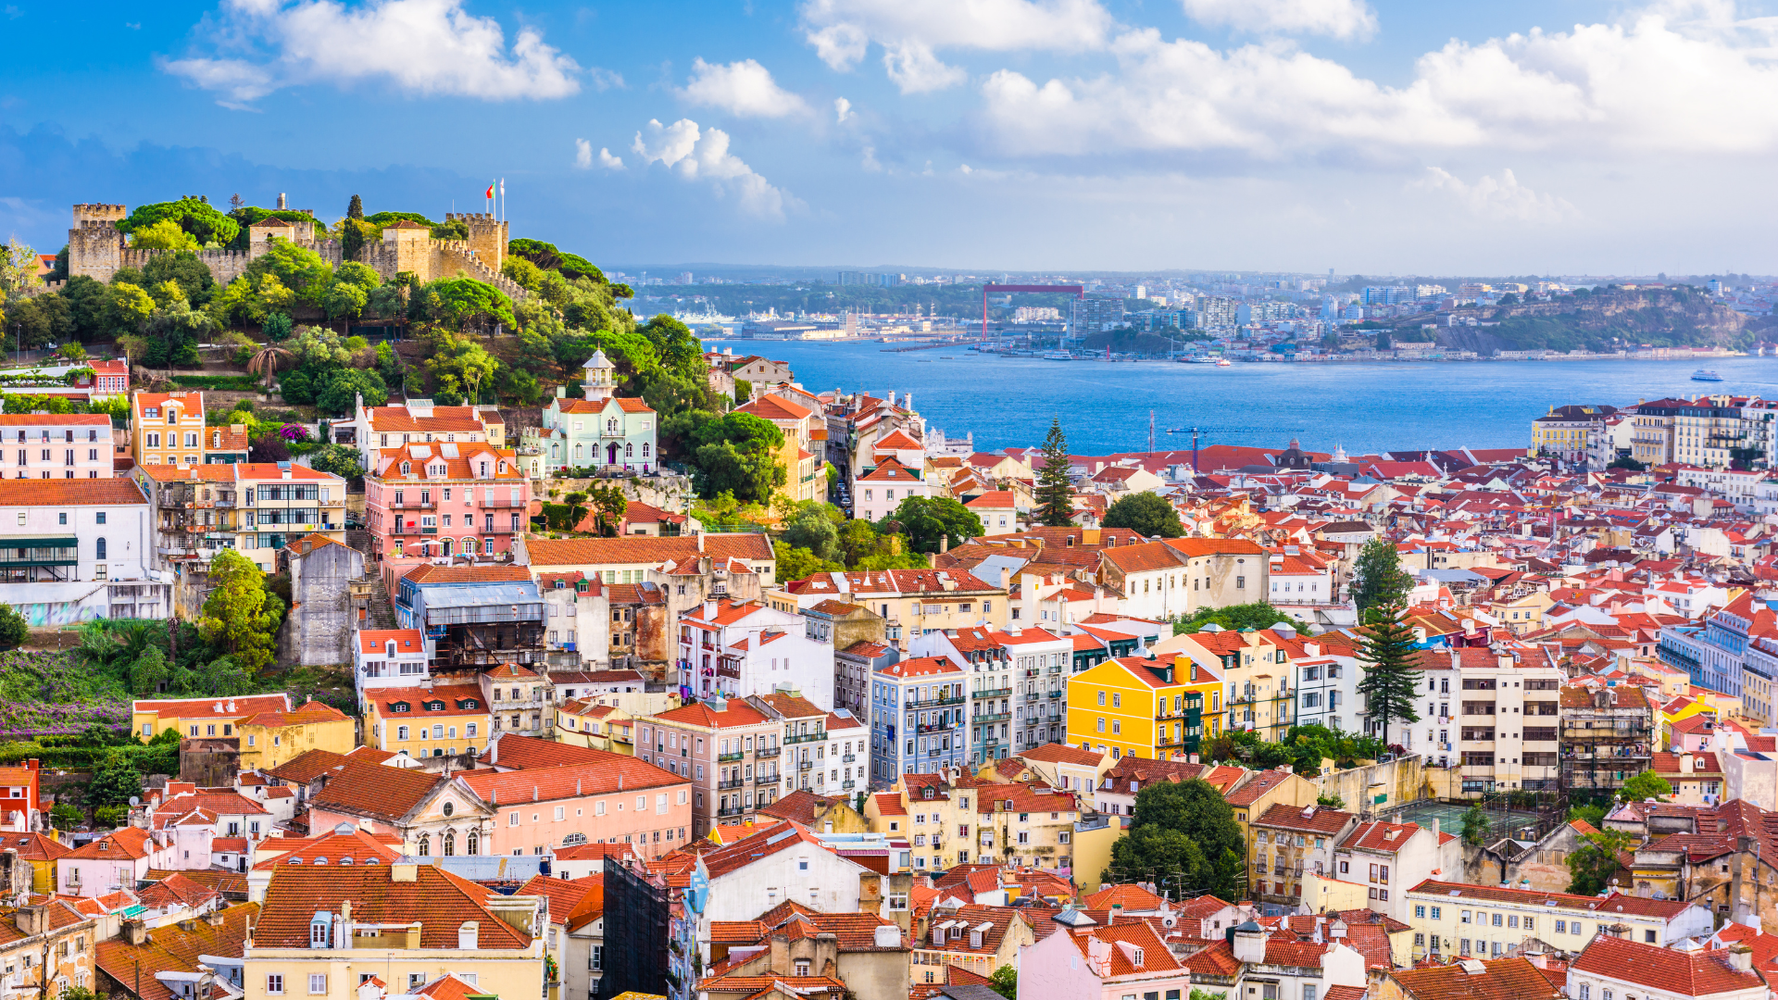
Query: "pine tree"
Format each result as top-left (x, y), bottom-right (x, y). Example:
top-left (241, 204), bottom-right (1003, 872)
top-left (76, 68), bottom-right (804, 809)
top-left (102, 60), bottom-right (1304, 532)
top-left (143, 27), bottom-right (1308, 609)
top-left (1035, 417), bottom-right (1074, 527)
top-left (347, 194), bottom-right (364, 220)
top-left (1355, 599), bottom-right (1422, 748)
top-left (1352, 536), bottom-right (1413, 614)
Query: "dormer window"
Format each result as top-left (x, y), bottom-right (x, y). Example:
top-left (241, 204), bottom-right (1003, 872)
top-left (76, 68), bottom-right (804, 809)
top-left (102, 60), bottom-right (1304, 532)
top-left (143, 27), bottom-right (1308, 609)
top-left (480, 462), bottom-right (488, 478)
top-left (400, 462), bottom-right (411, 476)
top-left (310, 913), bottom-right (332, 949)
top-left (426, 700), bottom-right (445, 711)
top-left (1132, 947), bottom-right (1144, 966)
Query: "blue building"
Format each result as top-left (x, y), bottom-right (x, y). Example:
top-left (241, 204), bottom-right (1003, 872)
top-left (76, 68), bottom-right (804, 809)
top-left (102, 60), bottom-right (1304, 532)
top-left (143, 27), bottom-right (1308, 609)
top-left (870, 654), bottom-right (967, 787)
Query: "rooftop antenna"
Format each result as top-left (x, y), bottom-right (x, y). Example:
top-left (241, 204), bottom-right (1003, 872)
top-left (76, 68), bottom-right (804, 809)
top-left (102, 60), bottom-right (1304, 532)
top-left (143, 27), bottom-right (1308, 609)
top-left (1149, 410), bottom-right (1155, 454)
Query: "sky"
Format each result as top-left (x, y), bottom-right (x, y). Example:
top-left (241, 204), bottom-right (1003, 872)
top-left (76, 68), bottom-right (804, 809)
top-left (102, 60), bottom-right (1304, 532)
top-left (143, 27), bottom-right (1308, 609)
top-left (4, 0), bottom-right (1778, 276)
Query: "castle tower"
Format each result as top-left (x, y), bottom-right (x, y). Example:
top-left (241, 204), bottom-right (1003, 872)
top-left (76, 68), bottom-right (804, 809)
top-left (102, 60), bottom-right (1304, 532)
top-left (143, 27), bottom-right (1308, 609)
top-left (446, 212), bottom-right (507, 271)
top-left (67, 204), bottom-right (128, 282)
top-left (582, 350), bottom-right (615, 403)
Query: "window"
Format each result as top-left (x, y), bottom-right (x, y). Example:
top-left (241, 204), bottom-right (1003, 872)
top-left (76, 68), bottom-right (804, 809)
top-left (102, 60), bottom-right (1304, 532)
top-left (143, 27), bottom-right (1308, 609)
top-left (1579, 987), bottom-right (1590, 1000)
top-left (267, 977), bottom-right (284, 995)
top-left (308, 976), bottom-right (327, 995)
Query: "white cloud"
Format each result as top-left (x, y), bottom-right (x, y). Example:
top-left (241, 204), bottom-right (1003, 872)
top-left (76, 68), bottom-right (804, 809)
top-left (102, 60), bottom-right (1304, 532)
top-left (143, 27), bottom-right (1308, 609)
top-left (162, 0), bottom-right (580, 105)
top-left (800, 0), bottom-right (1114, 92)
top-left (1416, 167), bottom-right (1578, 222)
top-left (678, 58), bottom-right (810, 118)
top-left (974, 6), bottom-right (1778, 161)
top-left (834, 97), bottom-right (852, 122)
top-left (631, 118), bottom-right (799, 221)
top-left (574, 138), bottom-right (593, 169)
top-left (599, 147), bottom-right (624, 170)
top-left (1180, 0), bottom-right (1376, 39)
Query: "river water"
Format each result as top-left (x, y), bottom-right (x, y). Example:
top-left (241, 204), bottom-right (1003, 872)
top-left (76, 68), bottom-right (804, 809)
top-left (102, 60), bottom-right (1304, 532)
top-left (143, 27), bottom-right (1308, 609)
top-left (707, 340), bottom-right (1778, 457)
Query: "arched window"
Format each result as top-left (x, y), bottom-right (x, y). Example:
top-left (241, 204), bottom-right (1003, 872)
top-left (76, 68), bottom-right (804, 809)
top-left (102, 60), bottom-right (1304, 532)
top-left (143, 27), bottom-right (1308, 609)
top-left (416, 834), bottom-right (430, 856)
top-left (442, 832), bottom-right (455, 856)
top-left (642, 442), bottom-right (650, 457)
top-left (400, 462), bottom-right (411, 475)
top-left (466, 830), bottom-right (479, 855)
top-left (95, 538), bottom-right (106, 560)
top-left (463, 537), bottom-right (478, 555)
top-left (625, 443), bottom-right (633, 458)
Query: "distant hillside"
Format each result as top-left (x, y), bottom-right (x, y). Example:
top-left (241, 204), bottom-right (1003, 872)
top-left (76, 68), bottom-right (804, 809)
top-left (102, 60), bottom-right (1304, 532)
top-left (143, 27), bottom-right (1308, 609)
top-left (1425, 287), bottom-right (1751, 354)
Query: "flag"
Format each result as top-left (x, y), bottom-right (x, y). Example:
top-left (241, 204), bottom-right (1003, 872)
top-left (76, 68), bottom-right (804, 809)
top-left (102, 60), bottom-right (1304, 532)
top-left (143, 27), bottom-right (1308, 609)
top-left (485, 182), bottom-right (494, 200)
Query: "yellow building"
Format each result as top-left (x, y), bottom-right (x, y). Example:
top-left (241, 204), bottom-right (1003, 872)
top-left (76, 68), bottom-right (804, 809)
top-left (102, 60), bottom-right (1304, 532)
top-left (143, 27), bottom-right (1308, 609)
top-left (1658, 695), bottom-right (1719, 749)
top-left (1164, 628), bottom-right (1323, 742)
top-left (133, 694), bottom-right (305, 742)
top-left (1490, 590), bottom-right (1554, 635)
top-left (365, 684), bottom-right (493, 760)
top-left (1065, 654), bottom-right (1221, 761)
top-left (243, 864), bottom-right (545, 1000)
top-left (554, 699), bottom-right (636, 753)
top-left (864, 772), bottom-right (1078, 873)
top-left (237, 701), bottom-right (355, 771)
top-left (735, 393), bottom-right (824, 505)
top-left (132, 391), bottom-right (208, 467)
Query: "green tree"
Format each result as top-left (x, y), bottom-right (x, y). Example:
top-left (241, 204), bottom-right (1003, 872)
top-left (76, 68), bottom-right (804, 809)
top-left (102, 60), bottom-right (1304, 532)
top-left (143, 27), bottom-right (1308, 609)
top-left (0, 237), bottom-right (43, 300)
top-left (244, 240), bottom-right (334, 310)
top-left (880, 496), bottom-right (983, 554)
top-left (1354, 600), bottom-right (1422, 747)
top-left (50, 803), bottom-right (81, 831)
top-left (109, 283), bottom-right (155, 332)
top-left (1104, 778), bottom-right (1245, 899)
top-left (313, 368), bottom-right (389, 416)
top-left (1103, 491), bottom-right (1184, 537)
top-left (1034, 417), bottom-right (1075, 526)
top-left (783, 506), bottom-right (842, 562)
top-left (1461, 805), bottom-right (1491, 846)
top-left (1172, 602), bottom-right (1294, 635)
top-left (196, 550), bottom-right (283, 674)
top-left (424, 331), bottom-right (499, 404)
top-left (1352, 536), bottom-right (1413, 615)
top-left (0, 603), bottom-right (27, 651)
top-left (1618, 770), bottom-right (1673, 803)
top-left (63, 275), bottom-right (110, 339)
top-left (418, 277), bottom-right (516, 334)
top-left (988, 965), bottom-right (1016, 1000)
top-left (119, 197), bottom-right (240, 247)
top-left (87, 751), bottom-right (143, 807)
top-left (308, 444), bottom-right (365, 482)
top-left (1567, 829), bottom-right (1633, 895)
top-left (129, 218), bottom-right (200, 252)
top-left (773, 540), bottom-right (844, 581)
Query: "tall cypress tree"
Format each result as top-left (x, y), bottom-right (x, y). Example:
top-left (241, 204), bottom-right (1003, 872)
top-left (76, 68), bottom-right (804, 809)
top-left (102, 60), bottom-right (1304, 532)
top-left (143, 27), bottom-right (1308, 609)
top-left (1035, 417), bottom-right (1074, 527)
top-left (1356, 599), bottom-right (1423, 748)
top-left (1352, 535), bottom-right (1413, 615)
top-left (347, 194), bottom-right (364, 220)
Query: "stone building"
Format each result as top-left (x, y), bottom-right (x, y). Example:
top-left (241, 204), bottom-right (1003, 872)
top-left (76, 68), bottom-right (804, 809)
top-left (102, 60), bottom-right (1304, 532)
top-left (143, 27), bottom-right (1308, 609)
top-left (63, 203), bottom-right (524, 301)
top-left (281, 533), bottom-right (365, 667)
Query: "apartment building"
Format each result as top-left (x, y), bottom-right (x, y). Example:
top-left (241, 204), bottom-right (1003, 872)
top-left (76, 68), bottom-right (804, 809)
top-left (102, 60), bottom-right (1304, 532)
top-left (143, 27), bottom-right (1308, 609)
top-left (456, 757), bottom-right (691, 859)
top-left (776, 568), bottom-right (1009, 649)
top-left (479, 663), bottom-right (554, 740)
top-left (1165, 625), bottom-right (1316, 742)
top-left (677, 598), bottom-right (835, 708)
top-left (1530, 404), bottom-right (1617, 469)
top-left (912, 625), bottom-right (1072, 759)
top-left (640, 697), bottom-right (782, 837)
top-left (736, 392), bottom-right (824, 504)
top-left (1403, 881), bottom-right (1711, 962)
top-left (133, 462), bottom-right (349, 578)
top-left (342, 397), bottom-right (507, 464)
top-left (1454, 650), bottom-right (1563, 796)
top-left (0, 413), bottom-right (113, 478)
top-left (869, 655), bottom-right (968, 786)
top-left (750, 690), bottom-right (870, 800)
top-left (1065, 655), bottom-right (1221, 761)
top-left (1334, 821), bottom-right (1463, 922)
top-left (1560, 684), bottom-right (1655, 796)
top-left (1250, 803), bottom-right (1358, 908)
top-left (0, 478), bottom-right (170, 622)
top-left (132, 391), bottom-right (207, 467)
top-left (1099, 537), bottom-right (1270, 621)
top-left (242, 865), bottom-right (545, 1000)
top-left (364, 684), bottom-right (492, 760)
top-left (364, 440), bottom-right (530, 581)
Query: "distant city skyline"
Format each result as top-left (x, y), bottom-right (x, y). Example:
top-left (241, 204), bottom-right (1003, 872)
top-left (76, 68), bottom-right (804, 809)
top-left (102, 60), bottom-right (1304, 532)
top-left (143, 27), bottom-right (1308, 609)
top-left (6, 0), bottom-right (1778, 274)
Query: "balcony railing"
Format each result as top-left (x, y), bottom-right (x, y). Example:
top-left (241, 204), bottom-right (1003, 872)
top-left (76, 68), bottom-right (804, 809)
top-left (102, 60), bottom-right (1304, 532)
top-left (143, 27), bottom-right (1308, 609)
top-left (718, 751), bottom-right (744, 762)
top-left (756, 746), bottom-right (781, 758)
top-left (756, 773), bottom-right (779, 785)
top-left (716, 779), bottom-right (745, 790)
top-left (785, 733), bottom-right (826, 745)
top-left (973, 712), bottom-right (1011, 724)
top-left (974, 687), bottom-right (1012, 699)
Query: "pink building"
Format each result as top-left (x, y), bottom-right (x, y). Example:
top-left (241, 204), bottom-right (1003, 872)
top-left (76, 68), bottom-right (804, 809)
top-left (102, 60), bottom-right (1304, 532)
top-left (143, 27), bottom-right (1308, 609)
top-left (0, 758), bottom-right (41, 831)
top-left (1018, 910), bottom-right (1193, 1000)
top-left (456, 755), bottom-right (691, 860)
top-left (364, 440), bottom-right (529, 585)
top-left (56, 827), bottom-right (174, 897)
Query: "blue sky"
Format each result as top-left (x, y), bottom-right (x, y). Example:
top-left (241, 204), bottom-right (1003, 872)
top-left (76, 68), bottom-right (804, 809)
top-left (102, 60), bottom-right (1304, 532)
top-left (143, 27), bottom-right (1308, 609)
top-left (5, 0), bottom-right (1778, 275)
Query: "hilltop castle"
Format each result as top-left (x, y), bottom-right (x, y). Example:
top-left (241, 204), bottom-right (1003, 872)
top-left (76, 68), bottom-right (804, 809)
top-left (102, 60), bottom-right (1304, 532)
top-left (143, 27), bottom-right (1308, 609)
top-left (64, 200), bottom-right (526, 301)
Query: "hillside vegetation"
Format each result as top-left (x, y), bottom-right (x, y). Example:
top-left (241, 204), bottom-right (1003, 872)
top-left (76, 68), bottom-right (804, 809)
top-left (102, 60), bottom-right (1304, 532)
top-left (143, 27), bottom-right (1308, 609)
top-left (1432, 286), bottom-right (1750, 353)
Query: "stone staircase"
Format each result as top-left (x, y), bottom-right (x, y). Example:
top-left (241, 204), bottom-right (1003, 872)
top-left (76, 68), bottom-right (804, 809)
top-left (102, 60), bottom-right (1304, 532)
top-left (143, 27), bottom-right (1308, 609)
top-left (363, 573), bottom-right (398, 631)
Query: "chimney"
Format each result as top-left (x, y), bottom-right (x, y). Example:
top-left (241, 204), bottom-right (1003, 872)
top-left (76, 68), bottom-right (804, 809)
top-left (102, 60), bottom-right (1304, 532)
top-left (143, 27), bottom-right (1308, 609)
top-left (391, 863), bottom-right (418, 882)
top-left (874, 924), bottom-right (901, 948)
top-left (1432, 818), bottom-right (1441, 843)
top-left (16, 904), bottom-right (46, 937)
top-left (123, 919), bottom-right (148, 946)
top-left (1730, 946), bottom-right (1754, 973)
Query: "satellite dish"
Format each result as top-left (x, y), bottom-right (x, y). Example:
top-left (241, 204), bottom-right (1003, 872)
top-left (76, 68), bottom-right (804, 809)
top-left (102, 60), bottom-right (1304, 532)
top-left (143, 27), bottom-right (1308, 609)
top-left (128, 796), bottom-right (139, 806)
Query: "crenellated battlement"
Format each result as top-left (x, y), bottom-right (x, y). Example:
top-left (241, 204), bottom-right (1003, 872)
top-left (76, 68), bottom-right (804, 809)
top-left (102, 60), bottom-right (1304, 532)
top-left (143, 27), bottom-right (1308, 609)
top-left (445, 212), bottom-right (497, 222)
top-left (72, 204), bottom-right (126, 225)
top-left (77, 219), bottom-right (120, 231)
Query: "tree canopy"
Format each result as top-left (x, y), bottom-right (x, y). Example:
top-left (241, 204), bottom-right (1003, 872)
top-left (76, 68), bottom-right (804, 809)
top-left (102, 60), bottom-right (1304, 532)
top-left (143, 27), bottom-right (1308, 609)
top-left (119, 198), bottom-right (239, 248)
top-left (1104, 778), bottom-right (1245, 900)
top-left (1353, 537), bottom-right (1413, 614)
top-left (1034, 418), bottom-right (1074, 527)
top-left (879, 496), bottom-right (982, 554)
top-left (1103, 491), bottom-right (1184, 537)
top-left (1172, 602), bottom-right (1295, 635)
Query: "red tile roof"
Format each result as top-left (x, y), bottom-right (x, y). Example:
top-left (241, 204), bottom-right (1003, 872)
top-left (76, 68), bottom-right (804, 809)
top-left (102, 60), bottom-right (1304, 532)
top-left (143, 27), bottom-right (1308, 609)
top-left (1388, 957), bottom-right (1566, 1000)
top-left (1572, 934), bottom-right (1763, 996)
top-left (256, 865), bottom-right (531, 949)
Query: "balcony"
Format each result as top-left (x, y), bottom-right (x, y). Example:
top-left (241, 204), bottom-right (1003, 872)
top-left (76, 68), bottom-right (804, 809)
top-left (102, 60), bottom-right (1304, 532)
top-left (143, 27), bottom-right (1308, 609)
top-left (716, 779), bottom-right (745, 790)
top-left (797, 759), bottom-right (814, 771)
top-left (1048, 690), bottom-right (1063, 699)
top-left (390, 499), bottom-right (437, 510)
top-left (842, 780), bottom-right (856, 791)
top-left (718, 751), bottom-right (744, 762)
top-left (785, 732), bottom-right (826, 745)
top-left (907, 695), bottom-right (965, 708)
top-left (756, 745), bottom-right (781, 758)
top-left (717, 806), bottom-right (746, 818)
top-left (1023, 691), bottom-right (1040, 702)
top-left (841, 753), bottom-right (856, 763)
top-left (973, 712), bottom-right (1011, 724)
top-left (974, 687), bottom-right (1012, 699)
top-left (755, 773), bottom-right (779, 785)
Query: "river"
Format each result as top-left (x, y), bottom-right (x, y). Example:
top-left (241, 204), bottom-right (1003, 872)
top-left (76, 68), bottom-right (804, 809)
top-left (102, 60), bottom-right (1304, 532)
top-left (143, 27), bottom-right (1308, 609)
top-left (707, 340), bottom-right (1778, 457)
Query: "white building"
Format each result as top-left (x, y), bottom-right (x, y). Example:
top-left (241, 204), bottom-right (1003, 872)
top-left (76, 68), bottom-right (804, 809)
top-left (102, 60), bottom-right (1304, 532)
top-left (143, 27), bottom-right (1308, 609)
top-left (1405, 881), bottom-right (1711, 962)
top-left (853, 457), bottom-right (934, 524)
top-left (1293, 648), bottom-right (1361, 734)
top-left (0, 478), bottom-right (169, 625)
top-left (1567, 935), bottom-right (1762, 1000)
top-left (353, 628), bottom-right (431, 708)
top-left (678, 599), bottom-right (835, 708)
top-left (688, 823), bottom-right (871, 965)
top-left (911, 625), bottom-right (1071, 760)
top-left (0, 414), bottom-right (116, 478)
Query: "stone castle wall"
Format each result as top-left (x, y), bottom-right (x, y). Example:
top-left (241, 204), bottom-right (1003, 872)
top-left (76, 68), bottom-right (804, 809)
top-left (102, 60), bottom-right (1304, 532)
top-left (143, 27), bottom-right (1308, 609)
top-left (65, 204), bottom-right (524, 303)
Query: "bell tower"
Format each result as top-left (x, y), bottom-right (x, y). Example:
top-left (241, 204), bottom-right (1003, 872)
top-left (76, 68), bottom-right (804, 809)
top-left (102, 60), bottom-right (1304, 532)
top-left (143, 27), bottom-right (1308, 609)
top-left (582, 350), bottom-right (615, 403)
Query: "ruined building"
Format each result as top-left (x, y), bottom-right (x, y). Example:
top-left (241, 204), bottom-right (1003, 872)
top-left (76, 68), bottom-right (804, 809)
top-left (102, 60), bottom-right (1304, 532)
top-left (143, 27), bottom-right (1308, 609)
top-left (63, 201), bottom-right (525, 301)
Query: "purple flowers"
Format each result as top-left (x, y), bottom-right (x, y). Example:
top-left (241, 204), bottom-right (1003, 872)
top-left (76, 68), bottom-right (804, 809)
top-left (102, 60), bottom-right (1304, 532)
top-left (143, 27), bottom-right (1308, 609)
top-left (279, 424), bottom-right (310, 443)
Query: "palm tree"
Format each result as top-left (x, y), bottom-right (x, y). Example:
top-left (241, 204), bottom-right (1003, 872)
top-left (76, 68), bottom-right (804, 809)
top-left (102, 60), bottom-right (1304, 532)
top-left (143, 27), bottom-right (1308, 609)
top-left (247, 343), bottom-right (293, 391)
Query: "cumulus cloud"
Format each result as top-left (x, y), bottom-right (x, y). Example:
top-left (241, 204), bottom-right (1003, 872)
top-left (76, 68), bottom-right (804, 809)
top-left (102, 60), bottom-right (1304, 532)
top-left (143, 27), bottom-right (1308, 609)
top-left (834, 97), bottom-right (852, 122)
top-left (1416, 167), bottom-right (1578, 223)
top-left (599, 147), bottom-right (624, 170)
top-left (631, 118), bottom-right (799, 221)
top-left (162, 0), bottom-right (580, 105)
top-left (678, 57), bottom-right (810, 117)
top-left (574, 138), bottom-right (593, 169)
top-left (800, 0), bottom-right (1113, 92)
top-left (1180, 0), bottom-right (1376, 39)
top-left (974, 7), bottom-right (1778, 161)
